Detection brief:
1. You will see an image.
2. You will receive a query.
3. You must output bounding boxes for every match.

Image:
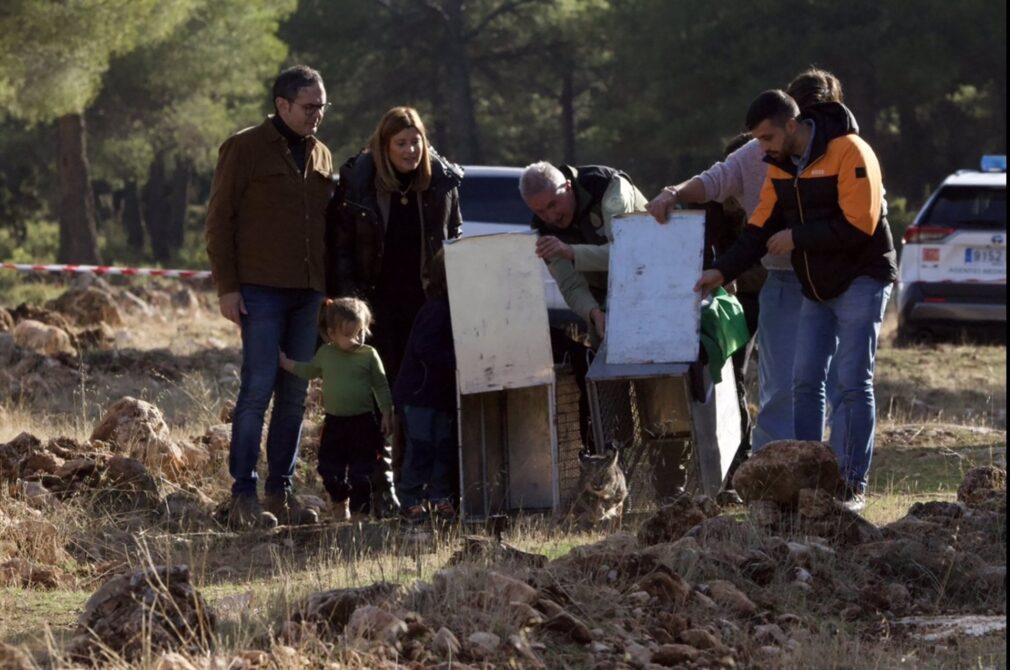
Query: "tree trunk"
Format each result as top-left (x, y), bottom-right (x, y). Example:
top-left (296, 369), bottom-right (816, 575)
top-left (120, 180), bottom-right (146, 252)
top-left (166, 158), bottom-right (191, 256)
top-left (143, 156), bottom-right (171, 263)
top-left (440, 0), bottom-right (482, 163)
top-left (561, 70), bottom-right (577, 164)
top-left (56, 113), bottom-right (102, 264)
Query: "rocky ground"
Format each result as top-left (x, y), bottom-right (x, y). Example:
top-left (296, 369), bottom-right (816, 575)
top-left (0, 422), bottom-right (1004, 668)
top-left (0, 276), bottom-right (1006, 669)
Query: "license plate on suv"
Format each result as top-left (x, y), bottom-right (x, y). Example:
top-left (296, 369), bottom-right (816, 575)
top-left (963, 247), bottom-right (1005, 267)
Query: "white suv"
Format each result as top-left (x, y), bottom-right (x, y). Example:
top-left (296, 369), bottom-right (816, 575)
top-left (896, 155), bottom-right (1006, 339)
top-left (457, 165), bottom-right (578, 326)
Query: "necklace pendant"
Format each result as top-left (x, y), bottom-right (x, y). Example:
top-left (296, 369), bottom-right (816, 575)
top-left (400, 195), bottom-right (409, 205)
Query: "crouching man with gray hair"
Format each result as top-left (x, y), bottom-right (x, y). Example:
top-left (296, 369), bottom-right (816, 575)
top-left (519, 162), bottom-right (646, 341)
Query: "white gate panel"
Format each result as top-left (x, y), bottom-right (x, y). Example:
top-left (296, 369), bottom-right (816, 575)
top-left (606, 211), bottom-right (705, 365)
top-left (444, 233), bottom-right (554, 394)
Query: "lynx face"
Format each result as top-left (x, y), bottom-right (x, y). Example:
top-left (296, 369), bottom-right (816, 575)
top-left (579, 449), bottom-right (624, 499)
top-left (570, 448), bottom-right (628, 527)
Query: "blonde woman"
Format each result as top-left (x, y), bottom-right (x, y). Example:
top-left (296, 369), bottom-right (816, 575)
top-left (326, 106), bottom-right (462, 514)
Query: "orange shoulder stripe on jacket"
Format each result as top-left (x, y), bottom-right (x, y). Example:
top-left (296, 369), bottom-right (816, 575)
top-left (800, 135), bottom-right (882, 236)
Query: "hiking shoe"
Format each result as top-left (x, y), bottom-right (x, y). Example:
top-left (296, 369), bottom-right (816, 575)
top-left (402, 504), bottom-right (426, 526)
top-left (432, 499), bottom-right (457, 522)
top-left (226, 495), bottom-right (278, 531)
top-left (264, 491), bottom-right (319, 526)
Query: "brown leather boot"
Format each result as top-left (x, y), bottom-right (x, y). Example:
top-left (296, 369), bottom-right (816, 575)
top-left (263, 491), bottom-right (319, 526)
top-left (226, 495), bottom-right (278, 530)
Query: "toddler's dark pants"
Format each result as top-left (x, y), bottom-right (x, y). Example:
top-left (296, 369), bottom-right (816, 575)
top-left (318, 412), bottom-right (383, 515)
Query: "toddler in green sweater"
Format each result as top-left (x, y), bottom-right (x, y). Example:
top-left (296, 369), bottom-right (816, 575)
top-left (280, 297), bottom-right (392, 521)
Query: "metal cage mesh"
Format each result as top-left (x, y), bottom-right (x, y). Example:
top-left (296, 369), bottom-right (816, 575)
top-left (588, 377), bottom-right (699, 511)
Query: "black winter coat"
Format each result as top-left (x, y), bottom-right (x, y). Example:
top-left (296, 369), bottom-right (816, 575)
top-left (325, 148), bottom-right (463, 298)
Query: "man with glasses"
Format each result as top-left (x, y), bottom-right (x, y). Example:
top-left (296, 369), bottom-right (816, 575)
top-left (206, 65), bottom-right (334, 529)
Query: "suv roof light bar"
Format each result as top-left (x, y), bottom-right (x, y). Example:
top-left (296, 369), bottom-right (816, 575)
top-left (980, 155), bottom-right (1007, 172)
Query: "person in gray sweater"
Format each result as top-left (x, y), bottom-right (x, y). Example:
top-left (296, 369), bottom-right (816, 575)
top-left (646, 68), bottom-right (848, 455)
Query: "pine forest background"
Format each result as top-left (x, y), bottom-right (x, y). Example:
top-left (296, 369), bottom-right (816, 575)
top-left (0, 0), bottom-right (1005, 269)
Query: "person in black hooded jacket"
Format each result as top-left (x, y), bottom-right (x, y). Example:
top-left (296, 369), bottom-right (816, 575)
top-left (697, 90), bottom-right (896, 513)
top-left (326, 106), bottom-right (463, 516)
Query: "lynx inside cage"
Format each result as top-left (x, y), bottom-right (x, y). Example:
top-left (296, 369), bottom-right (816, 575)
top-left (587, 212), bottom-right (742, 508)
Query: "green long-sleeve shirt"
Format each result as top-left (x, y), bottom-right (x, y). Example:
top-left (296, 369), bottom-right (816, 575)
top-left (289, 343), bottom-right (393, 416)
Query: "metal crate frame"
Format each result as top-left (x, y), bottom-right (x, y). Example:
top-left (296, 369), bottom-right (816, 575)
top-left (456, 381), bottom-right (560, 521)
top-left (586, 343), bottom-right (739, 504)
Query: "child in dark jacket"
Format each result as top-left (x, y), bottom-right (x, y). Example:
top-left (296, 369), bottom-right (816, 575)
top-left (394, 249), bottom-right (457, 523)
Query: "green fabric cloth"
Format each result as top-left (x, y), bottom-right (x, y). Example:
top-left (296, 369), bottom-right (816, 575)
top-left (290, 343), bottom-right (393, 415)
top-left (699, 287), bottom-right (750, 383)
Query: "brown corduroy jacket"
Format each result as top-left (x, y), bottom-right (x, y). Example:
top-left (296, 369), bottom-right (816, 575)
top-left (205, 117), bottom-right (334, 296)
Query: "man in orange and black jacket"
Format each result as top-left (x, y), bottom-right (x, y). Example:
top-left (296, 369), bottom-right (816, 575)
top-left (696, 90), bottom-right (897, 513)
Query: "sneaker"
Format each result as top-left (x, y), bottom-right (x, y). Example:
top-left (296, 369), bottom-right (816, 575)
top-left (841, 487), bottom-right (867, 514)
top-left (263, 491), bottom-right (319, 526)
top-left (432, 499), bottom-right (457, 522)
top-left (226, 495), bottom-right (278, 530)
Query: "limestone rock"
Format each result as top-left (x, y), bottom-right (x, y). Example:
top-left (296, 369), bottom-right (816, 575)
top-left (432, 626), bottom-right (461, 657)
top-left (21, 450), bottom-right (64, 478)
top-left (12, 319), bottom-right (76, 356)
top-left (9, 303), bottom-right (76, 334)
top-left (0, 558), bottom-right (64, 589)
top-left (507, 633), bottom-right (546, 669)
top-left (467, 631), bottom-right (501, 657)
top-left (679, 627), bottom-right (720, 650)
top-left (290, 582), bottom-right (401, 636)
top-left (345, 606), bottom-right (407, 645)
top-left (797, 487), bottom-right (840, 518)
top-left (486, 570), bottom-right (539, 604)
top-left (98, 455), bottom-right (161, 510)
top-left (747, 500), bottom-right (781, 526)
top-left (219, 401), bottom-right (236, 423)
top-left (0, 643), bottom-right (33, 670)
top-left (705, 580), bottom-right (757, 617)
top-left (76, 322), bottom-right (115, 350)
top-left (638, 495), bottom-right (717, 546)
top-left (68, 565), bottom-right (216, 663)
top-left (199, 424), bottom-right (232, 453)
top-left (635, 570), bottom-right (690, 605)
top-left (0, 332), bottom-right (14, 366)
top-left (752, 623), bottom-right (787, 645)
top-left (152, 651), bottom-right (199, 670)
top-left (732, 440), bottom-right (842, 507)
top-left (90, 397), bottom-right (185, 474)
top-left (509, 601), bottom-right (545, 626)
top-left (543, 610), bottom-right (593, 644)
top-left (957, 466), bottom-right (1006, 510)
top-left (0, 307), bottom-right (14, 332)
top-left (48, 286), bottom-right (124, 326)
top-left (652, 643), bottom-right (699, 666)
top-left (171, 288), bottom-right (201, 313)
top-left (116, 290), bottom-right (156, 316)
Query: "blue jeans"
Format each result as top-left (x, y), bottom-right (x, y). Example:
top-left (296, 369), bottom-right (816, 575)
top-left (751, 271), bottom-right (844, 451)
top-left (793, 276), bottom-right (892, 492)
top-left (230, 284), bottom-right (323, 497)
top-left (396, 405), bottom-right (456, 509)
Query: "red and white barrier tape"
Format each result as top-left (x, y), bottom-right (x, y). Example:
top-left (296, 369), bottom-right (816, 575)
top-left (1, 262), bottom-right (212, 280)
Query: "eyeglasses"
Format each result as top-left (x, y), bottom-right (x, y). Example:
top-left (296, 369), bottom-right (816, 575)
top-left (289, 100), bottom-right (332, 115)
